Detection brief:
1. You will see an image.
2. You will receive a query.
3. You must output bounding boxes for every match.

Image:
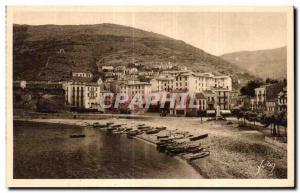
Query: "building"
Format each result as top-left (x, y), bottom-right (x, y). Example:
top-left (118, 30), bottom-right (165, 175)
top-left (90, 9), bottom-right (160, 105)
top-left (125, 67), bottom-right (138, 74)
top-left (254, 83), bottom-right (285, 113)
top-left (277, 87), bottom-right (287, 112)
top-left (254, 87), bottom-right (266, 106)
top-left (72, 71), bottom-right (93, 78)
top-left (203, 90), bottom-right (216, 110)
top-left (214, 89), bottom-right (231, 110)
top-left (151, 71), bottom-right (232, 95)
top-left (119, 81), bottom-right (152, 101)
top-left (64, 82), bottom-right (101, 110)
top-left (265, 99), bottom-right (277, 114)
top-left (114, 65), bottom-right (126, 72)
top-left (228, 91), bottom-right (239, 109)
top-left (213, 75), bottom-right (232, 90)
top-left (64, 75), bottom-right (102, 110)
top-left (151, 75), bottom-right (175, 92)
top-left (101, 66), bottom-right (114, 72)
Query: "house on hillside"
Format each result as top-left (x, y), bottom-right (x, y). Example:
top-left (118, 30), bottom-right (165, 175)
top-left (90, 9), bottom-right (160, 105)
top-left (101, 66), bottom-right (114, 72)
top-left (254, 83), bottom-right (286, 114)
top-left (72, 71), bottom-right (93, 78)
top-left (278, 87), bottom-right (287, 112)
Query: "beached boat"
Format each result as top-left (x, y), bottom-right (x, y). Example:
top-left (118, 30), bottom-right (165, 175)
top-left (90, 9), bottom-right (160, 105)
top-left (186, 151), bottom-right (210, 161)
top-left (123, 128), bottom-right (133, 132)
top-left (127, 130), bottom-right (143, 138)
top-left (93, 123), bottom-right (107, 128)
top-left (157, 135), bottom-right (170, 139)
top-left (106, 122), bottom-right (114, 126)
top-left (189, 134), bottom-right (208, 141)
top-left (172, 134), bottom-right (185, 139)
top-left (106, 127), bottom-right (116, 132)
top-left (166, 146), bottom-right (186, 155)
top-left (138, 125), bottom-right (151, 130)
top-left (70, 134), bottom-right (86, 138)
top-left (146, 129), bottom-right (160, 134)
top-left (155, 126), bottom-right (167, 131)
top-left (186, 146), bottom-right (203, 153)
top-left (112, 128), bottom-right (126, 134)
top-left (111, 124), bottom-right (123, 128)
top-left (138, 127), bottom-right (152, 132)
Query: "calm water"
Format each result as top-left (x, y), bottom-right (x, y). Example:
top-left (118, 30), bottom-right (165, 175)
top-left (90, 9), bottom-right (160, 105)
top-left (13, 120), bottom-right (201, 179)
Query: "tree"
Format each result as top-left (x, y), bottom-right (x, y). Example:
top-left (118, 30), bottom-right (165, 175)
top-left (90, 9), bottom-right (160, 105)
top-left (240, 80), bottom-right (264, 97)
top-left (266, 78), bottom-right (279, 84)
top-left (198, 110), bottom-right (206, 123)
top-left (231, 108), bottom-right (241, 123)
top-left (245, 111), bottom-right (258, 128)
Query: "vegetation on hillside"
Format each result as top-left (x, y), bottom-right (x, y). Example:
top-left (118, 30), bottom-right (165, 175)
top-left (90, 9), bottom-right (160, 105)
top-left (13, 23), bottom-right (256, 85)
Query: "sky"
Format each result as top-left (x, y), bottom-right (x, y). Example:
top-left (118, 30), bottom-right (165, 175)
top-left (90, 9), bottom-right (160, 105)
top-left (13, 10), bottom-right (287, 55)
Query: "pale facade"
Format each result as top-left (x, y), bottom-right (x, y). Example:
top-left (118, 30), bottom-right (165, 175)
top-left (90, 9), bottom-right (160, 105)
top-left (255, 87), bottom-right (266, 104)
top-left (64, 82), bottom-right (101, 110)
top-left (151, 72), bottom-right (232, 94)
top-left (72, 72), bottom-right (93, 78)
top-left (119, 81), bottom-right (152, 101)
top-left (277, 87), bottom-right (287, 112)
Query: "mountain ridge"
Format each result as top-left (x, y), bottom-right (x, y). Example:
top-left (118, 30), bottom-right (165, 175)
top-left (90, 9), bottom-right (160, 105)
top-left (221, 46), bottom-right (287, 80)
top-left (13, 23), bottom-right (256, 87)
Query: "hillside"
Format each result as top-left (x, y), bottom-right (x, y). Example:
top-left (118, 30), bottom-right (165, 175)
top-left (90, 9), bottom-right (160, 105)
top-left (13, 23), bottom-right (255, 85)
top-left (221, 47), bottom-right (287, 80)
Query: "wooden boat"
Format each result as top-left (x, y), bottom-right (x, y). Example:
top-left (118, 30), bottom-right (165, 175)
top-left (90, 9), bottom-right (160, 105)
top-left (112, 128), bottom-right (125, 134)
top-left (173, 134), bottom-right (185, 139)
top-left (138, 125), bottom-right (151, 130)
top-left (106, 122), bottom-right (114, 126)
top-left (186, 152), bottom-right (210, 161)
top-left (146, 129), bottom-right (160, 134)
top-left (93, 123), bottom-right (107, 128)
top-left (123, 128), bottom-right (133, 133)
top-left (127, 130), bottom-right (143, 138)
top-left (186, 147), bottom-right (203, 153)
top-left (167, 146), bottom-right (186, 155)
top-left (70, 134), bottom-right (86, 138)
top-left (139, 127), bottom-right (152, 132)
top-left (157, 135), bottom-right (169, 139)
top-left (189, 134), bottom-right (208, 141)
top-left (111, 124), bottom-right (123, 128)
top-left (155, 126), bottom-right (167, 131)
top-left (106, 127), bottom-right (116, 132)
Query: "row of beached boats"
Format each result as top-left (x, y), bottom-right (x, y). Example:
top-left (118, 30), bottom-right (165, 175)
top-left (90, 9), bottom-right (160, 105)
top-left (90, 121), bottom-right (210, 161)
top-left (156, 133), bottom-right (210, 161)
top-left (91, 122), bottom-right (168, 138)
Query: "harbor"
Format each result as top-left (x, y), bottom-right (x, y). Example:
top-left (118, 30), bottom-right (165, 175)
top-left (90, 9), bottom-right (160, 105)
top-left (14, 115), bottom-right (287, 179)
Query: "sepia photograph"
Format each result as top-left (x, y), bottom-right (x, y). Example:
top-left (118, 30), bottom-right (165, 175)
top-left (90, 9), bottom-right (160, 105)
top-left (6, 6), bottom-right (294, 188)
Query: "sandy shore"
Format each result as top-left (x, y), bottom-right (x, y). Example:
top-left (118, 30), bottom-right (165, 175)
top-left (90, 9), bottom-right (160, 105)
top-left (15, 116), bottom-right (287, 179)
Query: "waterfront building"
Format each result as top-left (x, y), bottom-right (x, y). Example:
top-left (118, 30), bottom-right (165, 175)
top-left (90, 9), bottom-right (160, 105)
top-left (214, 88), bottom-right (231, 110)
top-left (213, 75), bottom-right (233, 90)
top-left (278, 87), bottom-right (287, 112)
top-left (64, 74), bottom-right (102, 110)
top-left (254, 83), bottom-right (285, 113)
top-left (254, 87), bottom-right (266, 106)
top-left (150, 75), bottom-right (175, 92)
top-left (119, 81), bottom-right (152, 101)
top-left (152, 71), bottom-right (232, 94)
top-left (65, 82), bottom-right (101, 110)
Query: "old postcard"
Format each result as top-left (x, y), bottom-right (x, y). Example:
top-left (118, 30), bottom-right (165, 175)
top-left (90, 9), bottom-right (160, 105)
top-left (6, 6), bottom-right (294, 188)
